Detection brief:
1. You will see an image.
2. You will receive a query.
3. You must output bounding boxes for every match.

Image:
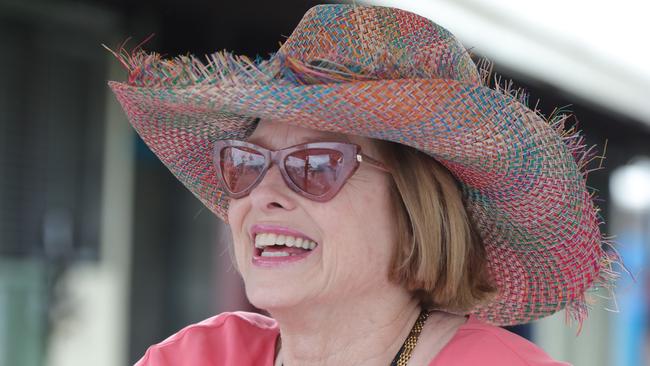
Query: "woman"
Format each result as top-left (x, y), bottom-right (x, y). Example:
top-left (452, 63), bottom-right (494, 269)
top-left (107, 4), bottom-right (619, 365)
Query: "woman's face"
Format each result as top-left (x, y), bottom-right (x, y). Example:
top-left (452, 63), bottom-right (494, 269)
top-left (227, 119), bottom-right (399, 310)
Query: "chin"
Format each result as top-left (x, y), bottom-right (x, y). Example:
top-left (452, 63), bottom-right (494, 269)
top-left (244, 280), bottom-right (308, 312)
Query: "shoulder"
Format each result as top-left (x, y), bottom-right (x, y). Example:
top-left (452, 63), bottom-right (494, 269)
top-left (135, 311), bottom-right (279, 366)
top-left (431, 316), bottom-right (571, 366)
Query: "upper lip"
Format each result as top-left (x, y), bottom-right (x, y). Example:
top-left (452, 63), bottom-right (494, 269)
top-left (249, 223), bottom-right (317, 244)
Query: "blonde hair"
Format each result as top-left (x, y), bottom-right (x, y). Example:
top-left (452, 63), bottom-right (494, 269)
top-left (377, 140), bottom-right (497, 312)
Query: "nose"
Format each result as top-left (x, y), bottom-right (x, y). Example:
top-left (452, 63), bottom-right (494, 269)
top-left (248, 164), bottom-right (298, 213)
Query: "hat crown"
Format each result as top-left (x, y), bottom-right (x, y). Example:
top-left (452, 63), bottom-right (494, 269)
top-left (278, 4), bottom-right (480, 85)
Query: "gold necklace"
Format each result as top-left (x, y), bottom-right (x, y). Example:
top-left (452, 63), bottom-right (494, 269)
top-left (390, 309), bottom-right (429, 366)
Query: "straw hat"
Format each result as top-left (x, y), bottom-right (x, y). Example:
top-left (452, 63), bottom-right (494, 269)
top-left (106, 4), bottom-right (619, 328)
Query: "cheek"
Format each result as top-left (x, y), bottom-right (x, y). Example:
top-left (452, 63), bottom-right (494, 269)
top-left (323, 179), bottom-right (397, 276)
top-left (226, 199), bottom-right (249, 268)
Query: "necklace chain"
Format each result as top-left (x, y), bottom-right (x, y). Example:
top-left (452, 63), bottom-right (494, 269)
top-left (391, 309), bottom-right (429, 366)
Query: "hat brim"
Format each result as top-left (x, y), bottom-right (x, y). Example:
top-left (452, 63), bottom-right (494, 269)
top-left (109, 72), bottom-right (613, 327)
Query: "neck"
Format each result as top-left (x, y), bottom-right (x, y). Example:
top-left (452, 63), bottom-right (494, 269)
top-left (268, 290), bottom-right (421, 366)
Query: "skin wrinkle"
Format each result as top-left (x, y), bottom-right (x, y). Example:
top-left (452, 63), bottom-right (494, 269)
top-left (227, 119), bottom-right (465, 365)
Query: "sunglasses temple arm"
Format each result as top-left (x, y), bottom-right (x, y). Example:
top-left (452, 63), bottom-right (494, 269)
top-left (357, 153), bottom-right (391, 174)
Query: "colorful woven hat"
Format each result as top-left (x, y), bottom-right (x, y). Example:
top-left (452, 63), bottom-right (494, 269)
top-left (106, 4), bottom-right (620, 328)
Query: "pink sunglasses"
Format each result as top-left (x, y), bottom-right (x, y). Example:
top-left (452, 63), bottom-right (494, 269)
top-left (213, 139), bottom-right (390, 202)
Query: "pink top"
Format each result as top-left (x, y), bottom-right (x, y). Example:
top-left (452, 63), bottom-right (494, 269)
top-left (135, 312), bottom-right (571, 366)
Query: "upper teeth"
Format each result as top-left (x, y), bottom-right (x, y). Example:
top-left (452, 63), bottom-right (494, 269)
top-left (255, 233), bottom-right (317, 250)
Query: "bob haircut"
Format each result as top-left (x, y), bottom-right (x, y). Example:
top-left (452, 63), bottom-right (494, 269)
top-left (376, 140), bottom-right (497, 312)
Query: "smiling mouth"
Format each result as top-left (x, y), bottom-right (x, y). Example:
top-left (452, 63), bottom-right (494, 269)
top-left (252, 233), bottom-right (319, 264)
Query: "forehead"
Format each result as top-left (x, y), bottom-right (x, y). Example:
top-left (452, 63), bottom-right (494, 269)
top-left (247, 119), bottom-right (364, 149)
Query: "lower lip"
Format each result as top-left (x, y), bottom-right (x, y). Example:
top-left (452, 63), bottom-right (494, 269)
top-left (252, 247), bottom-right (317, 267)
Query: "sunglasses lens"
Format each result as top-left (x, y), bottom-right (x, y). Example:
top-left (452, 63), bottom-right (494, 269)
top-left (285, 149), bottom-right (344, 196)
top-left (220, 146), bottom-right (266, 193)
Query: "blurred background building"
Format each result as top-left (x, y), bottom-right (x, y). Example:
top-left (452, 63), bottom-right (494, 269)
top-left (0, 0), bottom-right (648, 365)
